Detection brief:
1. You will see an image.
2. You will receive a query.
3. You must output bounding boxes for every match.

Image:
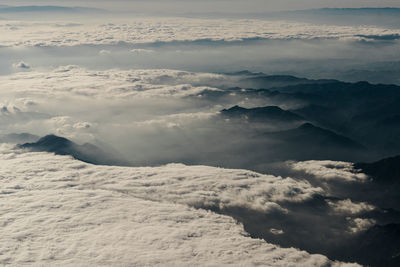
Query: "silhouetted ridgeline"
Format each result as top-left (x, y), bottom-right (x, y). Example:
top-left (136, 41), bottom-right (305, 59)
top-left (220, 105), bottom-right (305, 122)
top-left (355, 155), bottom-right (400, 184)
top-left (18, 135), bottom-right (129, 166)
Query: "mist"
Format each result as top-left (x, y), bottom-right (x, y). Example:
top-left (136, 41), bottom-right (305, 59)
top-left (2, 38), bottom-right (400, 84)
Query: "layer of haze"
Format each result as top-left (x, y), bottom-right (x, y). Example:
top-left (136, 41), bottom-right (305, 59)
top-left (2, 39), bottom-right (400, 84)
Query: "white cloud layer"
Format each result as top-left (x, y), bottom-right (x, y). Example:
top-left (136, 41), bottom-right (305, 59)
top-left (0, 145), bottom-right (359, 266)
top-left (327, 199), bottom-right (375, 215)
top-left (0, 66), bottom-right (220, 99)
top-left (348, 218), bottom-right (376, 233)
top-left (0, 18), bottom-right (398, 47)
top-left (130, 48), bottom-right (155, 53)
top-left (0, 66), bottom-right (224, 143)
top-left (289, 161), bottom-right (369, 182)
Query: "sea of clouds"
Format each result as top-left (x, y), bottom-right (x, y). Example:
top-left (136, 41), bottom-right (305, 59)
top-left (0, 5), bottom-right (397, 266)
top-left (0, 18), bottom-right (399, 47)
top-left (0, 144), bottom-right (363, 266)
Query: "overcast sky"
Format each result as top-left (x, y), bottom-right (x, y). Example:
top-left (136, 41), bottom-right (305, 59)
top-left (2, 0), bottom-right (400, 13)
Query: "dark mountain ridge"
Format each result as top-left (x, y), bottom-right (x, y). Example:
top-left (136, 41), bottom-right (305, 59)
top-left (258, 123), bottom-right (367, 161)
top-left (240, 74), bottom-right (338, 90)
top-left (269, 122), bottom-right (365, 149)
top-left (18, 135), bottom-right (129, 166)
top-left (355, 155), bottom-right (400, 184)
top-left (0, 5), bottom-right (104, 13)
top-left (220, 105), bottom-right (305, 122)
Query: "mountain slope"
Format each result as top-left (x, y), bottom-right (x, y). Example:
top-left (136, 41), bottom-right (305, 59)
top-left (220, 105), bottom-right (304, 123)
top-left (239, 74), bottom-right (338, 90)
top-left (260, 123), bottom-right (367, 161)
top-left (355, 155), bottom-right (400, 184)
top-left (18, 135), bottom-right (129, 166)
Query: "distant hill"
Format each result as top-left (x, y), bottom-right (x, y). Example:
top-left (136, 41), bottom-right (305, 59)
top-left (292, 104), bottom-right (343, 128)
top-left (350, 223), bottom-right (400, 267)
top-left (0, 5), bottom-right (104, 14)
top-left (355, 155), bottom-right (400, 184)
top-left (239, 74), bottom-right (337, 90)
top-left (272, 80), bottom-right (398, 95)
top-left (260, 123), bottom-right (367, 161)
top-left (190, 74), bottom-right (400, 160)
top-left (18, 135), bottom-right (129, 166)
top-left (268, 122), bottom-right (365, 149)
top-left (220, 105), bottom-right (304, 123)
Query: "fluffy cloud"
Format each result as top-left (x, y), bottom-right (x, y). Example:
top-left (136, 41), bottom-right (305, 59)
top-left (0, 145), bottom-right (358, 266)
top-left (130, 48), bottom-right (155, 53)
top-left (0, 66), bottom-right (225, 144)
top-left (289, 160), bottom-right (369, 182)
top-left (99, 49), bottom-right (111, 55)
top-left (270, 228), bottom-right (284, 235)
top-left (0, 66), bottom-right (220, 99)
top-left (327, 199), bottom-right (375, 215)
top-left (1, 146), bottom-right (323, 213)
top-left (0, 18), bottom-right (398, 47)
top-left (348, 218), bottom-right (376, 233)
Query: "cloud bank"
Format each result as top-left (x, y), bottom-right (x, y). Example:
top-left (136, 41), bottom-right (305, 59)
top-left (0, 18), bottom-right (398, 47)
top-left (289, 161), bottom-right (369, 182)
top-left (0, 145), bottom-right (359, 266)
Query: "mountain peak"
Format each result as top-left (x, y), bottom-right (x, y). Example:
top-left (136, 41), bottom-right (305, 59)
top-left (355, 155), bottom-right (400, 183)
top-left (18, 135), bottom-right (129, 166)
top-left (20, 134), bottom-right (73, 154)
top-left (221, 105), bottom-right (304, 123)
top-left (222, 105), bottom-right (245, 112)
top-left (37, 134), bottom-right (72, 144)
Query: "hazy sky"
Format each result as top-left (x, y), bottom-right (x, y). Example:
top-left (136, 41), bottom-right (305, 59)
top-left (2, 0), bottom-right (400, 13)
